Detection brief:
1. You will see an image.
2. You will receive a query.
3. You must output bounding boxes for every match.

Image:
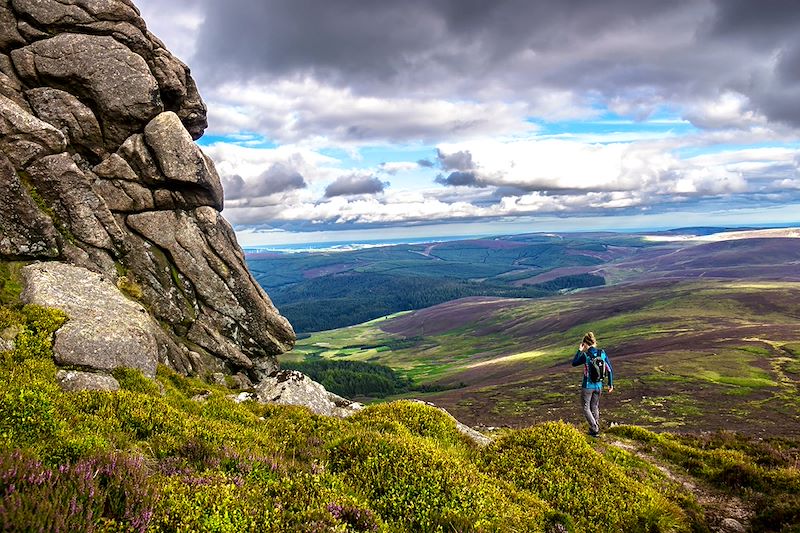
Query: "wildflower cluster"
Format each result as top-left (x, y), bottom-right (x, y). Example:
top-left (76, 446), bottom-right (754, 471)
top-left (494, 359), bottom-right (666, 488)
top-left (0, 450), bottom-right (155, 532)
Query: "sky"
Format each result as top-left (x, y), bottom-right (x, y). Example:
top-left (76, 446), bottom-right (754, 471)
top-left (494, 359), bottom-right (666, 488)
top-left (135, 0), bottom-right (800, 245)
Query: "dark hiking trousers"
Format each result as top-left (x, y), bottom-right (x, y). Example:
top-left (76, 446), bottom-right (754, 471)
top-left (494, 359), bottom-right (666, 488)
top-left (581, 388), bottom-right (601, 434)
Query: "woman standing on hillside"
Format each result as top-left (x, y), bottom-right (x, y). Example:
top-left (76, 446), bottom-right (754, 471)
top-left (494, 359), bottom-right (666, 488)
top-left (571, 332), bottom-right (613, 437)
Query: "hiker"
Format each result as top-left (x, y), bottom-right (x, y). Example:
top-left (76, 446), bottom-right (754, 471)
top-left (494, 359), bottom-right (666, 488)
top-left (571, 332), bottom-right (613, 437)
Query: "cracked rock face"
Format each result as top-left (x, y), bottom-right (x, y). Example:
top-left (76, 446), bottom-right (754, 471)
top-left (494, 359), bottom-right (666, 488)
top-left (0, 0), bottom-right (295, 381)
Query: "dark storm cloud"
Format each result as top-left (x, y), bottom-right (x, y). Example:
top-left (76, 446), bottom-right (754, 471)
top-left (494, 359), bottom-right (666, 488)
top-left (437, 149), bottom-right (475, 172)
top-left (703, 0), bottom-right (800, 127)
top-left (435, 171), bottom-right (483, 187)
top-left (195, 0), bottom-right (693, 86)
top-left (222, 163), bottom-right (306, 200)
top-left (254, 163), bottom-right (307, 196)
top-left (417, 159), bottom-right (434, 168)
top-left (324, 175), bottom-right (387, 198)
top-left (190, 0), bottom-right (800, 128)
top-left (706, 0), bottom-right (800, 45)
top-left (221, 174), bottom-right (246, 199)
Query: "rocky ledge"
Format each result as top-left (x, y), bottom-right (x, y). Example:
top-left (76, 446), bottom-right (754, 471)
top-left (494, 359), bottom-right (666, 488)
top-left (0, 0), bottom-right (295, 382)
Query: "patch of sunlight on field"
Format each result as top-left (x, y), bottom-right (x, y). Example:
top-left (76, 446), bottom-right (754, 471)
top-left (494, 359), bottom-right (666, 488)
top-left (360, 310), bottom-right (412, 325)
top-left (721, 282), bottom-right (794, 290)
top-left (742, 337), bottom-right (790, 350)
top-left (693, 370), bottom-right (778, 389)
top-left (654, 350), bottom-right (780, 389)
top-left (467, 350), bottom-right (549, 369)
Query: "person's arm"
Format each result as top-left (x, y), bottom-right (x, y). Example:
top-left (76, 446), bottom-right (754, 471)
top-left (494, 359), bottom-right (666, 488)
top-left (571, 349), bottom-right (585, 367)
top-left (605, 354), bottom-right (614, 390)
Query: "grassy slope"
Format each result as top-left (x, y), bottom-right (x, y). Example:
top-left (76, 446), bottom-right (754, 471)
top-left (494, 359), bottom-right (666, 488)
top-left (0, 301), bottom-right (696, 532)
top-left (2, 247), bottom-right (799, 530)
top-left (2, 301), bottom-right (797, 531)
top-left (293, 279), bottom-right (800, 436)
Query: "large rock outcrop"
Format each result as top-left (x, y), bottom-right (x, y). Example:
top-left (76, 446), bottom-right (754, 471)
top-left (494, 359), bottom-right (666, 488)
top-left (0, 0), bottom-right (295, 381)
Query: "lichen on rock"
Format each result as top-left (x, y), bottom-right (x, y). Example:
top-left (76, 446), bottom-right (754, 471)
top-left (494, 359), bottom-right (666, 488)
top-left (255, 370), bottom-right (364, 418)
top-left (21, 262), bottom-right (160, 377)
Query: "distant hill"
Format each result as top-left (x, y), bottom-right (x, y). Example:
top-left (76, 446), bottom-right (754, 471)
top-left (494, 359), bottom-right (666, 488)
top-left (249, 228), bottom-right (800, 332)
top-left (247, 232), bottom-right (654, 332)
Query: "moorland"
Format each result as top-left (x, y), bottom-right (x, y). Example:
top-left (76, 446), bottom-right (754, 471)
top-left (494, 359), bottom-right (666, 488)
top-left (281, 228), bottom-right (800, 436)
top-left (4, 228), bottom-right (800, 531)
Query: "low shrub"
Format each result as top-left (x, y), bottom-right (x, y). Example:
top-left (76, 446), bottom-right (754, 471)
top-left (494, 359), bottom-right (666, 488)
top-left (0, 305), bottom-right (65, 447)
top-left (482, 421), bottom-right (688, 532)
top-left (0, 384), bottom-right (61, 444)
top-left (113, 367), bottom-right (162, 396)
top-left (328, 430), bottom-right (550, 532)
top-left (608, 425), bottom-right (800, 532)
top-left (0, 449), bottom-right (157, 532)
top-left (348, 399), bottom-right (467, 446)
top-left (751, 493), bottom-right (800, 533)
top-left (1, 298), bottom-right (793, 532)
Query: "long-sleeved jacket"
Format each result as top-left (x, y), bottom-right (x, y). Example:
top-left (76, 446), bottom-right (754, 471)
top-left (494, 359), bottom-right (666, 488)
top-left (571, 346), bottom-right (613, 390)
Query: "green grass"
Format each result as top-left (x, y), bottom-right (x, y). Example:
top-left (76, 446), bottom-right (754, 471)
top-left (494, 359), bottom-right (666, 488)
top-left (295, 279), bottom-right (800, 434)
top-left (0, 303), bottom-right (695, 531)
top-left (2, 262), bottom-right (799, 530)
top-left (0, 262), bottom-right (27, 306)
top-left (608, 425), bottom-right (800, 532)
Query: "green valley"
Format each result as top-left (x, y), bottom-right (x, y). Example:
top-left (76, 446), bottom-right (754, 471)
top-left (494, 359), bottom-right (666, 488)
top-left (246, 232), bottom-right (646, 332)
top-left (289, 231), bottom-right (800, 437)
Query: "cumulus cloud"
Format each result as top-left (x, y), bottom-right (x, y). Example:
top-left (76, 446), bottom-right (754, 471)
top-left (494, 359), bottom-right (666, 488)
top-left (380, 162), bottom-right (421, 175)
top-left (220, 174), bottom-right (246, 199)
top-left (202, 142), bottom-right (339, 184)
top-left (132, 1), bottom-right (800, 234)
top-left (202, 79), bottom-right (531, 144)
top-left (435, 140), bottom-right (630, 192)
top-left (435, 171), bottom-right (484, 188)
top-left (437, 149), bottom-right (476, 172)
top-left (324, 175), bottom-right (387, 198)
top-left (135, 0), bottom-right (204, 61)
top-left (221, 163), bottom-right (306, 201)
top-left (685, 92), bottom-right (766, 130)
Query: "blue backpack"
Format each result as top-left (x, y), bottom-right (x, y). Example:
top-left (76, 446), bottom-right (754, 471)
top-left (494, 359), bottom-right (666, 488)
top-left (587, 350), bottom-right (607, 383)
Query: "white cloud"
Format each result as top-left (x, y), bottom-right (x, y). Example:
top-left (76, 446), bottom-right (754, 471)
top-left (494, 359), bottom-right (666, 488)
top-left (202, 142), bottom-right (340, 183)
top-left (380, 161), bottom-right (421, 174)
top-left (203, 78), bottom-right (534, 145)
top-left (669, 168), bottom-right (747, 195)
top-left (134, 0), bottom-right (204, 61)
top-left (685, 92), bottom-right (767, 130)
top-left (437, 139), bottom-right (630, 191)
top-left (211, 133), bottom-right (800, 231)
top-left (435, 136), bottom-right (798, 202)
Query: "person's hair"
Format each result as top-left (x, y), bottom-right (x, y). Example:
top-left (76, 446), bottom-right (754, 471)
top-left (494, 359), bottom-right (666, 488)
top-left (582, 332), bottom-right (596, 346)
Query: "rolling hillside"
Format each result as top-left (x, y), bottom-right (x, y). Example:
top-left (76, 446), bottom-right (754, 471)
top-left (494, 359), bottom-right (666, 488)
top-left (288, 232), bottom-right (800, 437)
top-left (246, 232), bottom-right (652, 332)
top-left (249, 227), bottom-right (800, 333)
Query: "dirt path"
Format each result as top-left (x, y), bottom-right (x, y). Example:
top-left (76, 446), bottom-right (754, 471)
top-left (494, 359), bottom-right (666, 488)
top-left (607, 439), bottom-right (753, 532)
